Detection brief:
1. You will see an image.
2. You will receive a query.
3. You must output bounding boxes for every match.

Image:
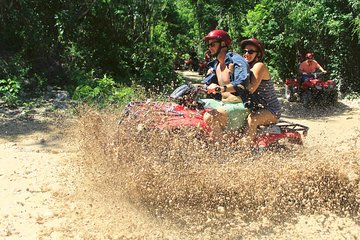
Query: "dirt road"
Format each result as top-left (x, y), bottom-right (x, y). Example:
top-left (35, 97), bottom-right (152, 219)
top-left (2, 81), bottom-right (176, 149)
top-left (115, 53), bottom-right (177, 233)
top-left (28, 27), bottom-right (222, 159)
top-left (0, 73), bottom-right (359, 239)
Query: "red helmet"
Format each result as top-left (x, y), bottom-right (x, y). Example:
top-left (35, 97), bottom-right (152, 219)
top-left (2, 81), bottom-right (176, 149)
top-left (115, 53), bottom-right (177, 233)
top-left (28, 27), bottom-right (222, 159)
top-left (306, 52), bottom-right (313, 59)
top-left (203, 30), bottom-right (232, 46)
top-left (240, 38), bottom-right (265, 58)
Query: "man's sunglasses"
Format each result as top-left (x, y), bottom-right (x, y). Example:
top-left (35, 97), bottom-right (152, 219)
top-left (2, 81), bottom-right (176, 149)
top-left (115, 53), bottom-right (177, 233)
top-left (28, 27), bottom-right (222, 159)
top-left (207, 41), bottom-right (220, 47)
top-left (243, 49), bottom-right (257, 54)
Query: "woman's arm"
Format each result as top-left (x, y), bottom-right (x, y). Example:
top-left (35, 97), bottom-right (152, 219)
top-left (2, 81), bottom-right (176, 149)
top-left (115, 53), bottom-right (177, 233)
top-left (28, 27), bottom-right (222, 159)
top-left (247, 62), bottom-right (269, 93)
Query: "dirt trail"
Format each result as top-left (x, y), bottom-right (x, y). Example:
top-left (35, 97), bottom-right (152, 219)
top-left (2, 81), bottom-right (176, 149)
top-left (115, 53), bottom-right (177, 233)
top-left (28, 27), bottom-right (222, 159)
top-left (0, 72), bottom-right (359, 239)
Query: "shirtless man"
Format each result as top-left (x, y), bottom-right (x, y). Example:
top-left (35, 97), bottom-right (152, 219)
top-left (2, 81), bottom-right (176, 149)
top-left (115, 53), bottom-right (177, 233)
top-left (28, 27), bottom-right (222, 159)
top-left (201, 30), bottom-right (250, 140)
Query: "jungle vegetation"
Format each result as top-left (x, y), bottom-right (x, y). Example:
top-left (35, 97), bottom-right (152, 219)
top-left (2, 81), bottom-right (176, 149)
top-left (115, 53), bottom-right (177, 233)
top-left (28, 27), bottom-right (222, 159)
top-left (1, 0), bottom-right (359, 107)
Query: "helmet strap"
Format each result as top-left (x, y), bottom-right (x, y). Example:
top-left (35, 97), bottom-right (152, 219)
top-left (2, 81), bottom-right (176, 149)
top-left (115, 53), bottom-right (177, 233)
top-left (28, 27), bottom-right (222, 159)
top-left (213, 44), bottom-right (227, 58)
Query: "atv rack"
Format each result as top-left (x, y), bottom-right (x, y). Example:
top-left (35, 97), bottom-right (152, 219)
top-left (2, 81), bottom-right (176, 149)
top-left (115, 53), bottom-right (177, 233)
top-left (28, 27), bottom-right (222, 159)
top-left (277, 120), bottom-right (309, 136)
top-left (255, 120), bottom-right (309, 148)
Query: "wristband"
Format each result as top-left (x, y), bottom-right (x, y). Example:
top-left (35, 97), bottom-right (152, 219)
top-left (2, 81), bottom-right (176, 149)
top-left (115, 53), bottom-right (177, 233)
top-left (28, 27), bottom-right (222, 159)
top-left (237, 84), bottom-right (245, 90)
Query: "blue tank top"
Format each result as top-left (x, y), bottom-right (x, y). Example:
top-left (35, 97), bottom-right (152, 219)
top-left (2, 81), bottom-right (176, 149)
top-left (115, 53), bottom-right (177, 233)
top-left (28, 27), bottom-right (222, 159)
top-left (251, 79), bottom-right (281, 117)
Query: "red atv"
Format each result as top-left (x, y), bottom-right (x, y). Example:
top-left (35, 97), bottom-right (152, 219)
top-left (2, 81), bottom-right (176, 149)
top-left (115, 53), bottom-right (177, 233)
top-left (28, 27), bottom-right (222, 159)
top-left (198, 52), bottom-right (211, 76)
top-left (285, 72), bottom-right (338, 108)
top-left (197, 59), bottom-right (209, 76)
top-left (183, 58), bottom-right (199, 71)
top-left (120, 84), bottom-right (309, 151)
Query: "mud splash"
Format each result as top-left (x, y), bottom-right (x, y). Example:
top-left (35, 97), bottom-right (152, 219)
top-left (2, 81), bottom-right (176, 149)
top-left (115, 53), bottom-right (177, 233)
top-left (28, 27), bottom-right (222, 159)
top-left (74, 108), bottom-right (359, 239)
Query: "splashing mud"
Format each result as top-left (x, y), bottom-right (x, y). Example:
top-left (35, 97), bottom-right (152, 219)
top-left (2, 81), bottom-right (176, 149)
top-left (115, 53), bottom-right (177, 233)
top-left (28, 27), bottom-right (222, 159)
top-left (72, 106), bottom-right (359, 239)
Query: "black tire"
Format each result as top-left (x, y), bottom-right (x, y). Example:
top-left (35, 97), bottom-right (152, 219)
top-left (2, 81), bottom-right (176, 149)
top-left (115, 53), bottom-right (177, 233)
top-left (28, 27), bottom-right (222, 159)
top-left (287, 137), bottom-right (303, 145)
top-left (285, 85), bottom-right (297, 102)
top-left (301, 90), bottom-right (312, 108)
top-left (198, 67), bottom-right (204, 75)
top-left (327, 91), bottom-right (338, 105)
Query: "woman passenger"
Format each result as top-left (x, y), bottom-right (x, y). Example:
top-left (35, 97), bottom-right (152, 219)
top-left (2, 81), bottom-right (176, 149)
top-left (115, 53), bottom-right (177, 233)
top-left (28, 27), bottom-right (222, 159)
top-left (240, 38), bottom-right (281, 144)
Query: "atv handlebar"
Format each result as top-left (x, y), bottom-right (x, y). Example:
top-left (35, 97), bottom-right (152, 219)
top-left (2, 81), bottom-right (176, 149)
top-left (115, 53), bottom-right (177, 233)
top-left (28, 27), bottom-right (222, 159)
top-left (192, 84), bottom-right (209, 93)
top-left (312, 71), bottom-right (327, 78)
top-left (172, 83), bottom-right (247, 98)
top-left (302, 71), bottom-right (327, 79)
top-left (169, 84), bottom-right (208, 109)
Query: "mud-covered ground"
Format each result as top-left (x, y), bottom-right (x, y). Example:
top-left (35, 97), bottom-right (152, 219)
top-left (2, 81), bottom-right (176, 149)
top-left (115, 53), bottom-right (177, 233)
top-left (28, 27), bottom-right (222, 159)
top-left (0, 74), bottom-right (359, 239)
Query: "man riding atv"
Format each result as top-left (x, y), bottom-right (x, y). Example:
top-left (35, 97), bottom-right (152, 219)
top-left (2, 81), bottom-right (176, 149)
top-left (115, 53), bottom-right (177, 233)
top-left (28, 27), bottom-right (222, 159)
top-left (200, 29), bottom-right (250, 140)
top-left (298, 52), bottom-right (327, 82)
top-left (284, 52), bottom-right (337, 107)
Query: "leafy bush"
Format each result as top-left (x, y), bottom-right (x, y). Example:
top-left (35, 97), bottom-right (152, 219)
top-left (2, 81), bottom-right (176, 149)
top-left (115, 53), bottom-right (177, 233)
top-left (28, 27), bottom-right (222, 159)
top-left (0, 78), bottom-right (21, 107)
top-left (72, 74), bottom-right (139, 108)
top-left (344, 91), bottom-right (360, 100)
top-left (129, 45), bottom-right (179, 91)
top-left (0, 53), bottom-right (49, 102)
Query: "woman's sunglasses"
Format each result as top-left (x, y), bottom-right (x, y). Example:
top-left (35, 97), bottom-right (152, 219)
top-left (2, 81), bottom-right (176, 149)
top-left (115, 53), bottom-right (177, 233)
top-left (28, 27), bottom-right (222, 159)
top-left (243, 49), bottom-right (257, 54)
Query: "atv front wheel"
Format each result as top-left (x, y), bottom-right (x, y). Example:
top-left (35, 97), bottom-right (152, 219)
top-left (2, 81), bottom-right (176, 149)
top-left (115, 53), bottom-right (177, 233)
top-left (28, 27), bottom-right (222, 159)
top-left (326, 91), bottom-right (338, 105)
top-left (301, 90), bottom-right (312, 108)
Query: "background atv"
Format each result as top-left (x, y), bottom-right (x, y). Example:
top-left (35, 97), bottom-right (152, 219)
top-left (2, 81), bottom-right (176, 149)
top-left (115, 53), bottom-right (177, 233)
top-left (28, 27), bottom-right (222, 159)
top-left (285, 72), bottom-right (338, 108)
top-left (183, 58), bottom-right (199, 71)
top-left (197, 59), bottom-right (209, 76)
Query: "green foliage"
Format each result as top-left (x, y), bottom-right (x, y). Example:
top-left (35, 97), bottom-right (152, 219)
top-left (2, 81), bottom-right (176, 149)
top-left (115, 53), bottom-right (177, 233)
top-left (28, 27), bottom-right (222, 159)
top-left (344, 91), bottom-right (360, 100)
top-left (0, 78), bottom-right (21, 107)
top-left (1, 0), bottom-right (360, 103)
top-left (0, 55), bottom-right (29, 82)
top-left (130, 44), bottom-right (180, 91)
top-left (0, 54), bottom-right (28, 107)
top-left (72, 74), bottom-right (138, 107)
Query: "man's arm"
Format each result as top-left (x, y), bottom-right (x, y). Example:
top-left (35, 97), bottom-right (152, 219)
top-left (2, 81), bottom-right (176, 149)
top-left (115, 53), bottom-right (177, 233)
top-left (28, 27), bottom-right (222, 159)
top-left (314, 60), bottom-right (326, 73)
top-left (317, 65), bottom-right (326, 73)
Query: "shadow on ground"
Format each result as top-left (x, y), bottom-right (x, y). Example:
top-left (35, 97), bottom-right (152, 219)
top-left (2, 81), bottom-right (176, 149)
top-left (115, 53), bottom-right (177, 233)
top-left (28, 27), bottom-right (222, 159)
top-left (0, 106), bottom-right (54, 140)
top-left (0, 118), bottom-right (52, 140)
top-left (280, 98), bottom-right (353, 120)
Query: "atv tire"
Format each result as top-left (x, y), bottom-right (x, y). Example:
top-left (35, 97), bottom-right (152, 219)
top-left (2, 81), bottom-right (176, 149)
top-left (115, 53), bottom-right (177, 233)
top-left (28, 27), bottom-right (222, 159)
top-left (301, 90), bottom-right (312, 108)
top-left (327, 91), bottom-right (338, 105)
top-left (285, 85), bottom-right (297, 102)
top-left (198, 67), bottom-right (204, 76)
top-left (287, 137), bottom-right (303, 145)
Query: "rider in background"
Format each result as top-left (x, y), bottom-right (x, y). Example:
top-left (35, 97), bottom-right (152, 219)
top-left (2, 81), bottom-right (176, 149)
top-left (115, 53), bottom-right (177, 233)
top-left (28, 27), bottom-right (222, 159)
top-left (189, 46), bottom-right (197, 60)
top-left (240, 38), bottom-right (281, 144)
top-left (201, 29), bottom-right (250, 140)
top-left (298, 52), bottom-right (327, 82)
top-left (189, 46), bottom-right (198, 70)
top-left (174, 51), bottom-right (182, 70)
top-left (204, 49), bottom-right (211, 62)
